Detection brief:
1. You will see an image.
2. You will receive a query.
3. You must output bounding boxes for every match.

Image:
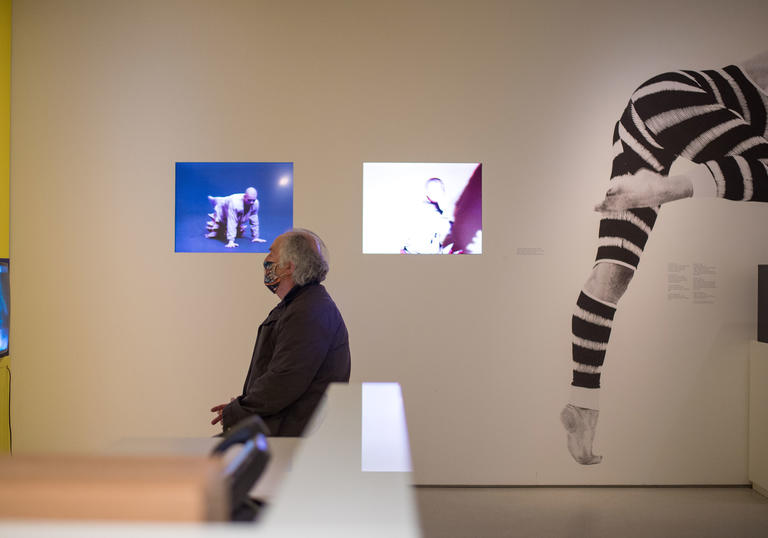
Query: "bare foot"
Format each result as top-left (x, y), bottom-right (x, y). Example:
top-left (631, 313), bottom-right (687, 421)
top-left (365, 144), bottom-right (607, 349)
top-left (560, 404), bottom-right (603, 465)
top-left (594, 170), bottom-right (692, 212)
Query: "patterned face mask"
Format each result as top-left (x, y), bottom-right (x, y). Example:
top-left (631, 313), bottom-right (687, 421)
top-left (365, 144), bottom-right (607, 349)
top-left (263, 260), bottom-right (281, 293)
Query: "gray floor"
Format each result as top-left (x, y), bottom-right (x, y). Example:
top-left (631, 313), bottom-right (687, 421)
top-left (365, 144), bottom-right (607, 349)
top-left (414, 486), bottom-right (768, 538)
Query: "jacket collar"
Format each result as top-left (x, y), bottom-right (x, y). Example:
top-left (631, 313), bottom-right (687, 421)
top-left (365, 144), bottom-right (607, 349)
top-left (280, 282), bottom-right (318, 305)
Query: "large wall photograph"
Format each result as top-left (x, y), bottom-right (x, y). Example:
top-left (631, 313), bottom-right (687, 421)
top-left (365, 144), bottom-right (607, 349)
top-left (563, 58), bottom-right (768, 465)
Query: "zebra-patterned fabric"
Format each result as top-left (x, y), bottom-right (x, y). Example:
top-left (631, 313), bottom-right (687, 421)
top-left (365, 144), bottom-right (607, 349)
top-left (596, 65), bottom-right (768, 270)
top-left (572, 290), bottom-right (616, 390)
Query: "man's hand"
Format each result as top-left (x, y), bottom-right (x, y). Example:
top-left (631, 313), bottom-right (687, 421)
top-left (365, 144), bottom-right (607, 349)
top-left (251, 238), bottom-right (267, 243)
top-left (225, 241), bottom-right (239, 248)
top-left (210, 398), bottom-right (235, 426)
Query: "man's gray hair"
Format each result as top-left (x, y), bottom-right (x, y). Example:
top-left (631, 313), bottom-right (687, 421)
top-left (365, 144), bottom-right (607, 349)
top-left (279, 228), bottom-right (330, 285)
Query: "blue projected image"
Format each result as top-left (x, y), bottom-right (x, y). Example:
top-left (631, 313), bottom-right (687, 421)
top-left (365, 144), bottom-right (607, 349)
top-left (175, 162), bottom-right (294, 253)
top-left (0, 260), bottom-right (8, 357)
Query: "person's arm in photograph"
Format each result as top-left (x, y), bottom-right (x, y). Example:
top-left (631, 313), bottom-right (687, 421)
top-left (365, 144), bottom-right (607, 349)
top-left (249, 199), bottom-right (266, 243)
top-left (225, 200), bottom-right (240, 248)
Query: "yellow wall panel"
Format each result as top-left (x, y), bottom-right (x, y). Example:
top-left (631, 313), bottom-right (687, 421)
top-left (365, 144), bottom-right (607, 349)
top-left (0, 0), bottom-right (8, 257)
top-left (0, 0), bottom-right (10, 454)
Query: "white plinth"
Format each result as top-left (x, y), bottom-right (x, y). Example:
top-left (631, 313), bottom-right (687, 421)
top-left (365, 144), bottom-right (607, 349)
top-left (749, 341), bottom-right (768, 497)
top-left (0, 382), bottom-right (421, 537)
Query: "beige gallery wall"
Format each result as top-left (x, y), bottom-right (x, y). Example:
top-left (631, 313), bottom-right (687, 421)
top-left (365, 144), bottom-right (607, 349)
top-left (10, 0), bottom-right (768, 484)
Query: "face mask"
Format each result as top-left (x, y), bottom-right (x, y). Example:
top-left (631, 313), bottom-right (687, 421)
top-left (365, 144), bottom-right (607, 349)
top-left (263, 260), bottom-right (281, 293)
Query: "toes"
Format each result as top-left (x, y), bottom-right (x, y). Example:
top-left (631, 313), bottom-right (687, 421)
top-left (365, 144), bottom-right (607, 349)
top-left (578, 454), bottom-right (602, 465)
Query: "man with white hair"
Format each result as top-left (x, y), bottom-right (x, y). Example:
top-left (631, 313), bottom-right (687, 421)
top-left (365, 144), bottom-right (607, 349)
top-left (205, 187), bottom-right (267, 248)
top-left (210, 229), bottom-right (351, 436)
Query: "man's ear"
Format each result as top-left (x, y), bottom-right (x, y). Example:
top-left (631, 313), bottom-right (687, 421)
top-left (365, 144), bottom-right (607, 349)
top-left (277, 260), bottom-right (294, 277)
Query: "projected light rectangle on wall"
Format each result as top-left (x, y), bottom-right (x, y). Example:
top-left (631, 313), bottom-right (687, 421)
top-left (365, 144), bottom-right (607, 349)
top-left (0, 259), bottom-right (7, 357)
top-left (175, 162), bottom-right (293, 253)
top-left (363, 162), bottom-right (482, 254)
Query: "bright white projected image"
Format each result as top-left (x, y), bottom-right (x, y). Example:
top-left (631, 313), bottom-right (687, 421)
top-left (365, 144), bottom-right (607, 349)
top-left (363, 162), bottom-right (482, 254)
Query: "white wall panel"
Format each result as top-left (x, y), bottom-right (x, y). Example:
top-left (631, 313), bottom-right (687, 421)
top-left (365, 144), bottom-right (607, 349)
top-left (10, 0), bottom-right (768, 483)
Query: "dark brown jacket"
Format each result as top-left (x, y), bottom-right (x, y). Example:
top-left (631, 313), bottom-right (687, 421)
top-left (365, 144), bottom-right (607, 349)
top-left (222, 283), bottom-right (351, 436)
